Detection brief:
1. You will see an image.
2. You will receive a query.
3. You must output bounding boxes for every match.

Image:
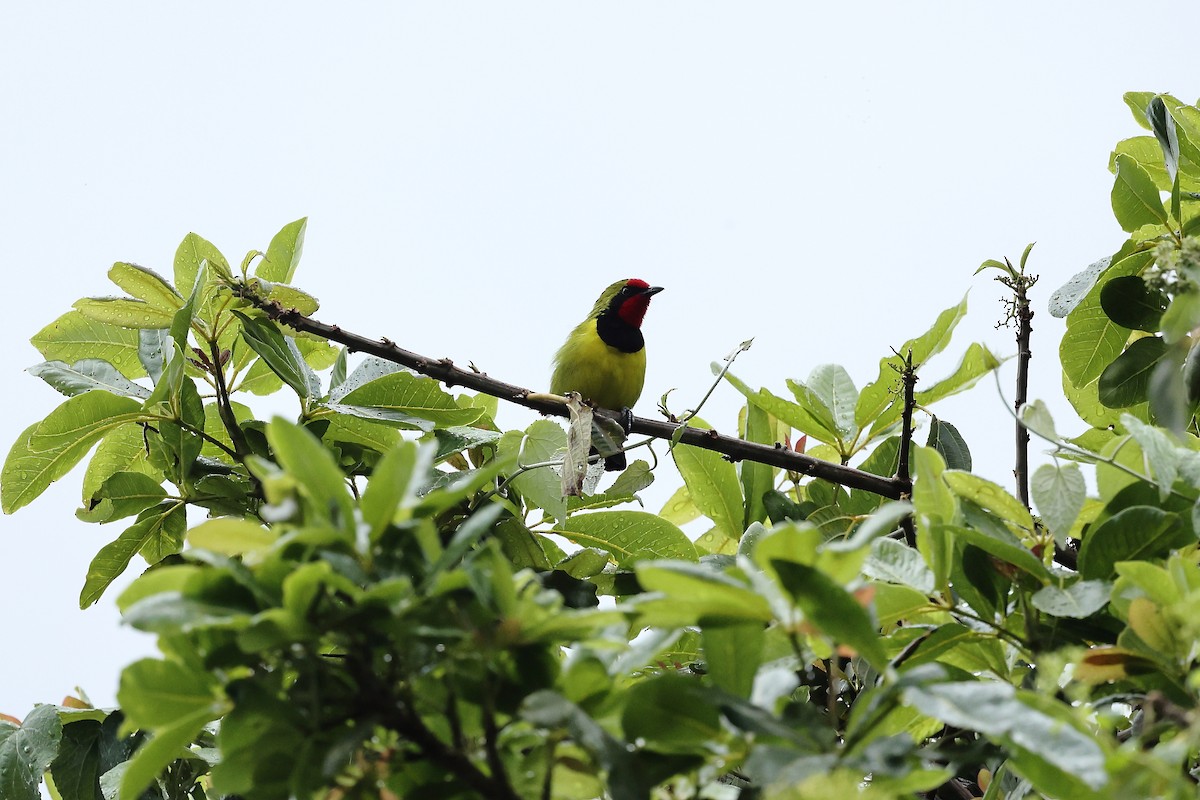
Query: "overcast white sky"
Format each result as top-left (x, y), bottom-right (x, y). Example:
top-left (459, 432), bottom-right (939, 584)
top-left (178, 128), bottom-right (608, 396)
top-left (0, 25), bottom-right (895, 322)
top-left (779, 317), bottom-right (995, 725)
top-left (1, 3), bottom-right (1193, 716)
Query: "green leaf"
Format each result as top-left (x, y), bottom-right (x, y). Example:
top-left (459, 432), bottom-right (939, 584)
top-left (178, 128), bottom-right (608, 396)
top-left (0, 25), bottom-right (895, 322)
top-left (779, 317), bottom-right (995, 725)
top-left (173, 232), bottom-right (229, 297)
top-left (702, 621), bottom-right (763, 699)
top-left (903, 682), bottom-right (1106, 796)
top-left (336, 370), bottom-right (486, 428)
top-left (943, 471), bottom-right (1034, 531)
top-left (1098, 335), bottom-right (1168, 408)
top-left (80, 503), bottom-right (186, 607)
top-left (856, 295), bottom-right (968, 428)
top-left (1061, 249), bottom-right (1152, 387)
top-left (1147, 95), bottom-right (1180, 180)
top-left (361, 440), bottom-right (429, 539)
top-left (863, 537), bottom-right (935, 595)
top-left (75, 471), bottom-right (167, 524)
top-left (802, 363), bottom-right (858, 437)
top-left (187, 517), bottom-right (276, 557)
top-left (741, 400), bottom-right (775, 527)
top-left (2, 392), bottom-right (145, 513)
top-left (658, 484), bottom-right (700, 526)
top-left (0, 705), bottom-right (62, 800)
top-left (117, 658), bottom-right (224, 730)
top-left (553, 511), bottom-right (696, 568)
top-left (1031, 462), bottom-right (1086, 548)
top-left (509, 419), bottom-right (568, 522)
top-left (769, 560), bottom-right (890, 671)
top-left (1048, 255), bottom-right (1112, 318)
top-left (117, 707), bottom-right (214, 800)
top-left (266, 417), bottom-right (355, 533)
top-left (1031, 580), bottom-right (1111, 618)
top-left (621, 674), bottom-right (721, 754)
top-left (1100, 275), bottom-right (1168, 331)
top-left (926, 419), bottom-right (971, 471)
top-left (941, 523), bottom-right (1050, 583)
top-left (107, 262), bottom-right (183, 313)
top-left (31, 311), bottom-right (145, 379)
top-left (914, 342), bottom-right (1003, 407)
top-left (28, 359), bottom-right (150, 400)
top-left (635, 561), bottom-right (772, 624)
top-left (1111, 152), bottom-right (1169, 231)
top-left (1078, 505), bottom-right (1193, 580)
top-left (672, 420), bottom-right (742, 540)
top-left (72, 297), bottom-right (175, 330)
top-left (257, 218), bottom-right (307, 283)
top-left (911, 446), bottom-right (955, 590)
top-left (234, 312), bottom-right (320, 400)
top-left (81, 423), bottom-right (159, 504)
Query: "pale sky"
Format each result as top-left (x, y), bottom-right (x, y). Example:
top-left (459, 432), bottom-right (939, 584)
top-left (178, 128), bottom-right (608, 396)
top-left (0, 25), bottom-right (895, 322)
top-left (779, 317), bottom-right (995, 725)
top-left (1, 3), bottom-right (1193, 716)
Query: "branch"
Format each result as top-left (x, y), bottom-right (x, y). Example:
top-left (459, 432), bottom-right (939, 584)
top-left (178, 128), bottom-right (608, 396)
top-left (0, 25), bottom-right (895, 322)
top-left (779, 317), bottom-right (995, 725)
top-left (231, 284), bottom-right (911, 500)
top-left (897, 349), bottom-right (918, 548)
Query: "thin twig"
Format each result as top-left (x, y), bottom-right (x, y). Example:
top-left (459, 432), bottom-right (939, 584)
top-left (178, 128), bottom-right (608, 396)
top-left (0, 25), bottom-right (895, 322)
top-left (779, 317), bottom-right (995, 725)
top-left (229, 283), bottom-right (911, 500)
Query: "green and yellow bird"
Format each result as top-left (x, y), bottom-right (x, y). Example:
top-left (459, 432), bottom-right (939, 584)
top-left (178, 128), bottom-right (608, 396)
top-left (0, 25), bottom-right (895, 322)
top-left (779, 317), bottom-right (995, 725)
top-left (550, 278), bottom-right (663, 470)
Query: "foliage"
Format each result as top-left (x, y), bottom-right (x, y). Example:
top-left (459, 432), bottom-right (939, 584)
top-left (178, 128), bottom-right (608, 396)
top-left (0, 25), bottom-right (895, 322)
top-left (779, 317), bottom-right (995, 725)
top-left (6, 93), bottom-right (1200, 800)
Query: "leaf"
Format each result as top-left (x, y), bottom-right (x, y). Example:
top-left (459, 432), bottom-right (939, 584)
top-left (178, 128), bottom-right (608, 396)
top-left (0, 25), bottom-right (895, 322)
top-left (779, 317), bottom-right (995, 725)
top-left (257, 218), bottom-right (307, 283)
top-left (266, 417), bottom-right (355, 533)
top-left (553, 511), bottom-right (696, 568)
top-left (187, 517), bottom-right (276, 557)
top-left (107, 262), bottom-right (183, 313)
top-left (1147, 95), bottom-right (1180, 180)
top-left (1060, 249), bottom-right (1153, 386)
top-left (117, 658), bottom-right (225, 730)
top-left (1048, 255), bottom-right (1111, 318)
top-left (234, 312), bottom-right (320, 401)
top-left (769, 560), bottom-right (890, 671)
top-left (635, 561), bottom-right (772, 624)
top-left (902, 682), bottom-right (1106, 794)
top-left (75, 471), bottom-right (167, 524)
top-left (510, 419), bottom-right (568, 522)
top-left (1098, 336), bottom-right (1168, 408)
top-left (941, 523), bottom-right (1050, 583)
top-left (863, 537), bottom-right (935, 595)
top-left (702, 621), bottom-right (763, 699)
top-left (1111, 152), bottom-right (1169, 232)
top-left (31, 311), bottom-right (145, 379)
top-left (926, 419), bottom-right (971, 471)
top-left (28, 359), bottom-right (151, 400)
top-left (804, 363), bottom-right (858, 437)
top-left (336, 370), bottom-right (486, 428)
top-left (856, 295), bottom-right (968, 428)
top-left (741, 400), bottom-right (775, 527)
top-left (672, 420), bottom-right (743, 540)
top-left (915, 343), bottom-right (1003, 407)
top-left (1078, 505), bottom-right (1193, 580)
top-left (117, 708), bottom-right (215, 800)
top-left (1031, 581), bottom-right (1112, 618)
top-left (1031, 463), bottom-right (1086, 548)
top-left (361, 440), bottom-right (429, 539)
top-left (621, 674), bottom-right (721, 754)
top-left (173, 232), bottom-right (229, 297)
top-left (1100, 275), bottom-right (1168, 331)
top-left (911, 446), bottom-right (954, 590)
top-left (943, 471), bottom-right (1034, 531)
top-left (0, 705), bottom-right (62, 800)
top-left (658, 484), bottom-right (700, 526)
top-left (72, 297), bottom-right (175, 330)
top-left (80, 503), bottom-right (186, 607)
top-left (2, 392), bottom-right (145, 513)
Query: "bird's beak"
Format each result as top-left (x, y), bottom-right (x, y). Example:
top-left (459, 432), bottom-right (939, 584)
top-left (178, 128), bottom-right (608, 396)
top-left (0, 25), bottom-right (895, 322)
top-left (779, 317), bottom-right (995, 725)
top-left (644, 286), bottom-right (664, 296)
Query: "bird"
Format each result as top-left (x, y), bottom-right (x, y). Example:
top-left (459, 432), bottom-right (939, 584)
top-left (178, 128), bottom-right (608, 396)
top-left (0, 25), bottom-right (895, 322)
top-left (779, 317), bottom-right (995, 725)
top-left (550, 278), bottom-right (663, 470)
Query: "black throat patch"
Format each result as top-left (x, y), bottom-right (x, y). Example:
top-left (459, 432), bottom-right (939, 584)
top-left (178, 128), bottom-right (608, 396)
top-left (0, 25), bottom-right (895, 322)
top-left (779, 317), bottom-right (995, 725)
top-left (595, 313), bottom-right (645, 354)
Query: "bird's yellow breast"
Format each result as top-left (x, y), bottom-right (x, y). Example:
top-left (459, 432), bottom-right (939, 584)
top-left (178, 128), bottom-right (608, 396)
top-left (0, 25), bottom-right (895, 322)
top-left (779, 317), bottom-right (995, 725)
top-left (550, 318), bottom-right (647, 411)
